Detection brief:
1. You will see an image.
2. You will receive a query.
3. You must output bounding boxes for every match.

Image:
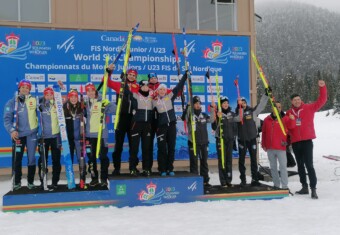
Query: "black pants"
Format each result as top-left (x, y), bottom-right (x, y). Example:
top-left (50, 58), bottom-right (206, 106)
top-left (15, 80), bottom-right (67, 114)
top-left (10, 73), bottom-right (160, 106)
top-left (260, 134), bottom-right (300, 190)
top-left (156, 123), bottom-right (177, 173)
top-left (189, 141), bottom-right (209, 183)
top-left (148, 122), bottom-right (157, 171)
top-left (112, 114), bottom-right (132, 171)
top-left (38, 137), bottom-right (61, 185)
top-left (12, 135), bottom-right (37, 184)
top-left (129, 122), bottom-right (151, 171)
top-left (238, 138), bottom-right (258, 182)
top-left (216, 138), bottom-right (233, 185)
top-left (292, 140), bottom-right (317, 189)
top-left (87, 138), bottom-right (109, 181)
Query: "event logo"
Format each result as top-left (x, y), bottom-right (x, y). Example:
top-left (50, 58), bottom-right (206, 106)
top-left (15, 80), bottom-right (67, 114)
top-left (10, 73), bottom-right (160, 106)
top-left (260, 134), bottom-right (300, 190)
top-left (0, 32), bottom-right (31, 60)
top-left (57, 36), bottom-right (75, 53)
top-left (188, 181), bottom-right (198, 191)
top-left (203, 40), bottom-right (231, 64)
top-left (138, 182), bottom-right (165, 205)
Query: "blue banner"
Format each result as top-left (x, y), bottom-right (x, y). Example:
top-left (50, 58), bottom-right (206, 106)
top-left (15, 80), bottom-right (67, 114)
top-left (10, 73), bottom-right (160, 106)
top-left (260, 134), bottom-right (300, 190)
top-left (0, 26), bottom-right (250, 168)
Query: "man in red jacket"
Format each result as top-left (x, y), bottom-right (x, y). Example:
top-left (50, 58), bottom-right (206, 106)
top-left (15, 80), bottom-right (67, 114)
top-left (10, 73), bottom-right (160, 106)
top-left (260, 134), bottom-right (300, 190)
top-left (262, 101), bottom-right (295, 190)
top-left (286, 80), bottom-right (327, 199)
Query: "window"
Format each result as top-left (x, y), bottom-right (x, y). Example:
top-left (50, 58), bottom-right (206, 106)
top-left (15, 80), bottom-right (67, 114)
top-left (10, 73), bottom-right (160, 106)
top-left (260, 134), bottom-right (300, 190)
top-left (179, 0), bottom-right (237, 31)
top-left (0, 0), bottom-right (50, 23)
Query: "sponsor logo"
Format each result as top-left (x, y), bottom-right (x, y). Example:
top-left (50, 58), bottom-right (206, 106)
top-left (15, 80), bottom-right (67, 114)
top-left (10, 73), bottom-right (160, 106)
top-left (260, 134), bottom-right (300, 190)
top-left (57, 36), bottom-right (75, 53)
top-left (192, 85), bottom-right (205, 93)
top-left (48, 74), bottom-right (67, 82)
top-left (69, 74), bottom-right (88, 82)
top-left (101, 35), bottom-right (125, 42)
top-left (188, 181), bottom-right (197, 191)
top-left (116, 184), bottom-right (126, 196)
top-left (158, 75), bottom-right (167, 83)
top-left (90, 74), bottom-right (104, 82)
top-left (208, 86), bottom-right (223, 93)
top-left (0, 32), bottom-right (31, 60)
top-left (191, 75), bottom-right (205, 83)
top-left (25, 73), bottom-right (45, 82)
top-left (203, 40), bottom-right (232, 64)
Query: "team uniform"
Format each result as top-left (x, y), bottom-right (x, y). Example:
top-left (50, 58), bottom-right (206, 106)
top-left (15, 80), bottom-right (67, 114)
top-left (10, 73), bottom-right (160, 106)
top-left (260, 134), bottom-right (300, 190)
top-left (152, 73), bottom-right (187, 176)
top-left (3, 79), bottom-right (38, 189)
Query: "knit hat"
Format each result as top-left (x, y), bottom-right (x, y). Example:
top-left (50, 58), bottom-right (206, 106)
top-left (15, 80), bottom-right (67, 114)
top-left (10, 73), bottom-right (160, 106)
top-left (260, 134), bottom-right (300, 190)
top-left (67, 89), bottom-right (78, 99)
top-left (139, 80), bottom-right (149, 87)
top-left (43, 87), bottom-right (54, 96)
top-left (157, 84), bottom-right (167, 90)
top-left (127, 69), bottom-right (138, 76)
top-left (240, 97), bottom-right (247, 103)
top-left (220, 96), bottom-right (229, 104)
top-left (193, 96), bottom-right (201, 104)
top-left (18, 79), bottom-right (32, 90)
top-left (85, 82), bottom-right (96, 92)
top-left (148, 73), bottom-right (158, 81)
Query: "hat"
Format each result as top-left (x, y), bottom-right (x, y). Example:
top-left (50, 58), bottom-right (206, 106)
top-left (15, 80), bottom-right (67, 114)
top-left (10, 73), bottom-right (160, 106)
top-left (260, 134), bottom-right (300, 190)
top-left (220, 96), bottom-right (229, 104)
top-left (148, 73), bottom-right (158, 81)
top-left (139, 80), bottom-right (149, 87)
top-left (18, 79), bottom-right (32, 90)
top-left (157, 84), bottom-right (167, 90)
top-left (85, 82), bottom-right (96, 92)
top-left (67, 89), bottom-right (78, 99)
top-left (43, 87), bottom-right (54, 96)
top-left (240, 97), bottom-right (247, 103)
top-left (127, 69), bottom-right (138, 76)
top-left (193, 96), bottom-right (201, 104)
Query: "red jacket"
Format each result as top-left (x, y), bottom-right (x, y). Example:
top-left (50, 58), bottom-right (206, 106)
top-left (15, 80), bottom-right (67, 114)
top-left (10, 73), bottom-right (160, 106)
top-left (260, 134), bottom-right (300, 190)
top-left (107, 78), bottom-right (139, 94)
top-left (286, 86), bottom-right (327, 144)
top-left (262, 113), bottom-right (292, 151)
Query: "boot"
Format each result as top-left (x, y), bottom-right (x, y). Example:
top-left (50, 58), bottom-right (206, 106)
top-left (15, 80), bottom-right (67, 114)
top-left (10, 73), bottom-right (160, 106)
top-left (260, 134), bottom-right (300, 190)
top-left (311, 188), bottom-right (318, 199)
top-left (295, 186), bottom-right (309, 194)
top-left (27, 165), bottom-right (36, 185)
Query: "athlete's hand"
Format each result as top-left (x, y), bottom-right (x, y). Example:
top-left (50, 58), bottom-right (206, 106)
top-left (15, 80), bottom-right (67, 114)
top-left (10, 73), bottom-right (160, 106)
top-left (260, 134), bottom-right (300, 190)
top-left (11, 131), bottom-right (19, 141)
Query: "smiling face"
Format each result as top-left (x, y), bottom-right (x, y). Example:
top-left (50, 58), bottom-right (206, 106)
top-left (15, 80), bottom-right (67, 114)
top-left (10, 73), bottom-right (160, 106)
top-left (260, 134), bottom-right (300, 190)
top-left (86, 89), bottom-right (96, 99)
top-left (127, 73), bottom-right (136, 82)
top-left (158, 87), bottom-right (167, 96)
top-left (69, 95), bottom-right (78, 105)
top-left (221, 101), bottom-right (229, 109)
top-left (149, 76), bottom-right (158, 84)
top-left (19, 85), bottom-right (30, 96)
top-left (44, 93), bottom-right (54, 101)
top-left (291, 96), bottom-right (302, 108)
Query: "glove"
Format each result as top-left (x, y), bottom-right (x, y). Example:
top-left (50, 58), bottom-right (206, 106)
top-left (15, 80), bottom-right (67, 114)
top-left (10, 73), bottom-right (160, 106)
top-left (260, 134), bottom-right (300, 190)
top-left (102, 99), bottom-right (110, 107)
top-left (265, 86), bottom-right (272, 97)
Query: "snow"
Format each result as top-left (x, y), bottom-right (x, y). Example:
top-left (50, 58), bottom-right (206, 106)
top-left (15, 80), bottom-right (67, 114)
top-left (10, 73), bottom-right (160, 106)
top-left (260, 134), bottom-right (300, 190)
top-left (1, 110), bottom-right (340, 235)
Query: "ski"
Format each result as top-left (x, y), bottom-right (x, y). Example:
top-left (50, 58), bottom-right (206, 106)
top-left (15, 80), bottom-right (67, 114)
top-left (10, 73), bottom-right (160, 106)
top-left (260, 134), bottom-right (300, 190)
top-left (251, 51), bottom-right (286, 136)
top-left (323, 155), bottom-right (340, 161)
top-left (172, 32), bottom-right (187, 132)
top-left (79, 85), bottom-right (86, 188)
top-left (97, 23), bottom-right (140, 92)
top-left (182, 27), bottom-right (197, 156)
top-left (35, 83), bottom-right (48, 190)
top-left (234, 76), bottom-right (243, 125)
top-left (215, 72), bottom-right (225, 169)
top-left (96, 56), bottom-right (110, 159)
top-left (11, 78), bottom-right (20, 191)
top-left (114, 23), bottom-right (137, 130)
top-left (53, 84), bottom-right (76, 189)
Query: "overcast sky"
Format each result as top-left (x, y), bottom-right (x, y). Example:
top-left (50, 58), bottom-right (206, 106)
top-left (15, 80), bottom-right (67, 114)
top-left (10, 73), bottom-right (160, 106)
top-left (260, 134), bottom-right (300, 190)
top-left (255, 0), bottom-right (340, 13)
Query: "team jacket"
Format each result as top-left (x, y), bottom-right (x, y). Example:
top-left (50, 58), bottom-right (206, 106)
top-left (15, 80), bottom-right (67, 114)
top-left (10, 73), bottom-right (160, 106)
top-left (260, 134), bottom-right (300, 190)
top-left (286, 85), bottom-right (327, 143)
top-left (127, 89), bottom-right (154, 123)
top-left (261, 111), bottom-right (294, 151)
top-left (236, 94), bottom-right (269, 141)
top-left (213, 107), bottom-right (239, 141)
top-left (152, 73), bottom-right (187, 127)
top-left (63, 101), bottom-right (82, 141)
top-left (38, 98), bottom-right (60, 139)
top-left (185, 107), bottom-right (215, 145)
top-left (107, 77), bottom-right (138, 115)
top-left (3, 95), bottom-right (38, 137)
top-left (84, 95), bottom-right (116, 138)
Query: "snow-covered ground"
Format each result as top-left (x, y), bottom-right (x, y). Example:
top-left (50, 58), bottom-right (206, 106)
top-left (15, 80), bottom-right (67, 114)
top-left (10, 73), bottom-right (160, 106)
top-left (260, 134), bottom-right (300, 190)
top-left (1, 110), bottom-right (339, 235)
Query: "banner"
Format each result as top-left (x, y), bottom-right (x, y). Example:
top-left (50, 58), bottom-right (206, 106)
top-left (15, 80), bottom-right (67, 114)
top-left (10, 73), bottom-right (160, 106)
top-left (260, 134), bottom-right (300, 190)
top-left (0, 26), bottom-right (250, 168)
